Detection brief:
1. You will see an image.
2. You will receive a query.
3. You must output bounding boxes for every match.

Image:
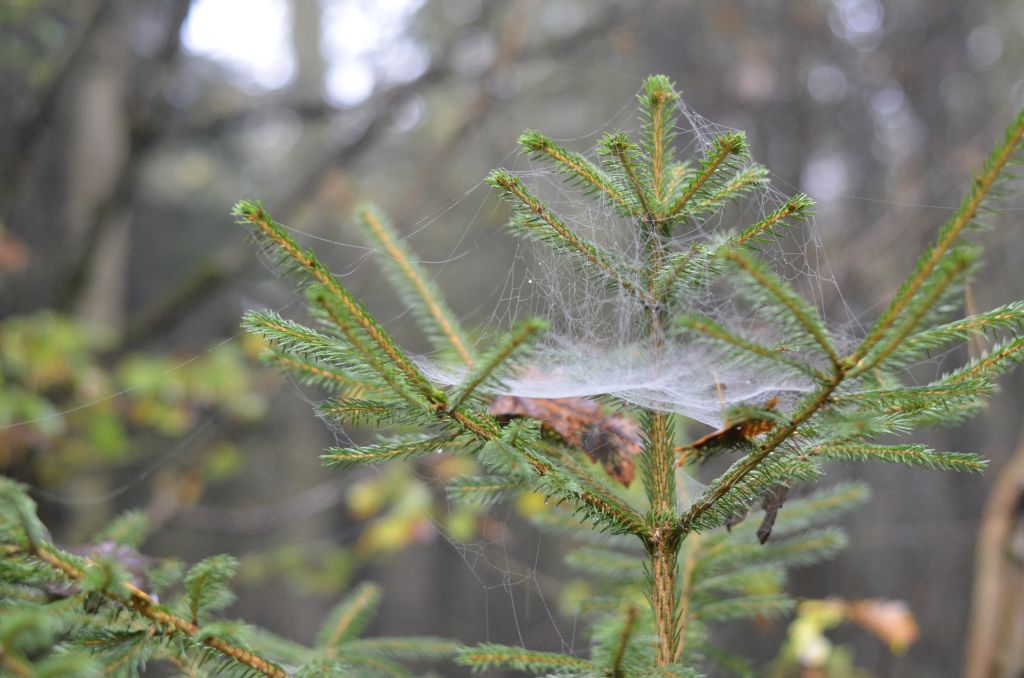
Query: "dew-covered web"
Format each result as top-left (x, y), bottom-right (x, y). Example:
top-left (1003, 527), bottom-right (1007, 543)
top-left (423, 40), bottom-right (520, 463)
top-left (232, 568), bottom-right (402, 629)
top-left (415, 92), bottom-right (859, 429)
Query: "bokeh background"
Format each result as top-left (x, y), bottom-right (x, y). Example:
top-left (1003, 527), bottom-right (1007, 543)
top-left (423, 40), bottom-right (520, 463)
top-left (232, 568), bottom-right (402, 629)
top-left (2, 0), bottom-right (1024, 675)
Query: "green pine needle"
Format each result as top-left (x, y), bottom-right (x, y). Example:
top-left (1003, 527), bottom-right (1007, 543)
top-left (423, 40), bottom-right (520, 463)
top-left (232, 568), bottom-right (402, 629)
top-left (317, 582), bottom-right (381, 651)
top-left (321, 435), bottom-right (459, 468)
top-left (811, 442), bottom-right (988, 473)
top-left (354, 203), bottom-right (475, 366)
top-left (449, 317), bottom-right (547, 411)
top-left (184, 555), bottom-right (238, 625)
top-left (456, 643), bottom-right (596, 673)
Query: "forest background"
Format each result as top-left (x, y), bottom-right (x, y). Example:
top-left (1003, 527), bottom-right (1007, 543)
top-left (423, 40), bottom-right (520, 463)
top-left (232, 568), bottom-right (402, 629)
top-left (2, 1), bottom-right (1024, 675)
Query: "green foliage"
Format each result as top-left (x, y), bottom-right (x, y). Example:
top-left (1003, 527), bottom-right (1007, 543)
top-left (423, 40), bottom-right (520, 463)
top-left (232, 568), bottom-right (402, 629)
top-left (456, 643), bottom-right (596, 674)
top-left (223, 75), bottom-right (1023, 675)
top-left (448, 318), bottom-right (547, 410)
top-left (2, 75), bottom-right (1021, 677)
top-left (354, 203), bottom-right (476, 366)
top-left (0, 478), bottom-right (457, 677)
top-left (0, 311), bottom-right (267, 482)
top-left (183, 554), bottom-right (239, 625)
top-left (486, 168), bottom-right (649, 301)
top-left (316, 582), bottom-right (381, 649)
top-left (90, 511), bottom-right (148, 549)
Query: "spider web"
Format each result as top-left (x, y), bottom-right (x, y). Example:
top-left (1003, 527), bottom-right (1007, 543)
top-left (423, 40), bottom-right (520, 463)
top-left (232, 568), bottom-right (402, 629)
top-left (411, 90), bottom-right (858, 429)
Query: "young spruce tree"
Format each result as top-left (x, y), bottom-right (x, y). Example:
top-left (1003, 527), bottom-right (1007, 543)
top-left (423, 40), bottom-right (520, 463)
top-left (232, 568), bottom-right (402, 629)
top-left (2, 75), bottom-right (1023, 676)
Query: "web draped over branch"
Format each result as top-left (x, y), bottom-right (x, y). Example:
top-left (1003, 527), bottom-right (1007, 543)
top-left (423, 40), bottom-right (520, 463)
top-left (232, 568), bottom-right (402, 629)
top-left (417, 88), bottom-right (843, 427)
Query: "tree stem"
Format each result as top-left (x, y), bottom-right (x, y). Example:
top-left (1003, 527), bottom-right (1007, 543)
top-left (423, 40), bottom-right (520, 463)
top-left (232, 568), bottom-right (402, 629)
top-left (650, 537), bottom-right (680, 665)
top-left (644, 410), bottom-right (681, 665)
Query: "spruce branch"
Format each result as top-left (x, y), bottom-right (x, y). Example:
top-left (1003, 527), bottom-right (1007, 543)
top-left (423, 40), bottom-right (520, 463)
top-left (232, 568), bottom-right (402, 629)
top-left (662, 162), bottom-right (691, 201)
top-left (721, 248), bottom-right (840, 369)
top-left (693, 594), bottom-right (792, 622)
top-left (445, 475), bottom-right (517, 505)
top-left (517, 129), bottom-right (629, 212)
top-left (809, 442), bottom-right (987, 473)
top-left (651, 246), bottom-right (710, 301)
top-left (487, 169), bottom-right (654, 305)
top-left (687, 164), bottom-right (770, 218)
top-left (831, 378), bottom-right (993, 419)
top-left (610, 605), bottom-right (639, 678)
top-left (312, 292), bottom-right (433, 409)
top-left (641, 75), bottom-right (679, 205)
top-left (602, 131), bottom-right (657, 221)
top-left (322, 435), bottom-right (459, 468)
top-left (663, 132), bottom-right (748, 221)
top-left (888, 300), bottom-right (1024, 368)
top-left (234, 201), bottom-right (440, 404)
top-left (317, 582), bottom-right (381, 653)
top-left (680, 371), bottom-right (844, 534)
top-left (27, 544), bottom-right (287, 678)
top-left (184, 554), bottom-right (237, 626)
top-left (456, 643), bottom-right (596, 673)
top-left (944, 335), bottom-right (1024, 384)
top-left (566, 546), bottom-right (640, 581)
top-left (692, 563), bottom-right (785, 598)
top-left (849, 245), bottom-right (976, 377)
top-left (316, 397), bottom-right (436, 427)
top-left (724, 246), bottom-right (835, 368)
top-left (244, 309), bottom-right (359, 368)
top-left (701, 527), bottom-right (849, 573)
top-left (759, 482), bottom-right (869, 538)
top-left (264, 351), bottom-right (374, 395)
top-left (676, 313), bottom-right (829, 381)
top-left (355, 203), bottom-right (475, 366)
top-left (849, 108), bottom-right (1024, 370)
top-left (341, 637), bottom-right (461, 661)
top-left (449, 318), bottom-right (547, 411)
top-left (732, 193), bottom-right (814, 249)
top-left (517, 445), bottom-right (648, 536)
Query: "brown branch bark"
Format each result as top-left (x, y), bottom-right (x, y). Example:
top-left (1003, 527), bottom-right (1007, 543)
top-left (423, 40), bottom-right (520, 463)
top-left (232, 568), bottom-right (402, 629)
top-left (964, 427), bottom-right (1024, 678)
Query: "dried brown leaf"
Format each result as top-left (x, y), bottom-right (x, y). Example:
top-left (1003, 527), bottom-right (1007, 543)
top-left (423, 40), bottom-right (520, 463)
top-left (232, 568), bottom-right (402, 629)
top-left (489, 395), bottom-right (642, 486)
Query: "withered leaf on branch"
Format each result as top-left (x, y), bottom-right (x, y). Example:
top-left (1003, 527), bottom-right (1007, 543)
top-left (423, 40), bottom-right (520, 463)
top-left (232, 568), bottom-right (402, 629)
top-left (488, 395), bottom-right (642, 486)
top-left (725, 503), bottom-right (751, 532)
top-left (678, 396), bottom-right (780, 461)
top-left (757, 483), bottom-right (789, 544)
top-left (721, 483), bottom-right (788, 543)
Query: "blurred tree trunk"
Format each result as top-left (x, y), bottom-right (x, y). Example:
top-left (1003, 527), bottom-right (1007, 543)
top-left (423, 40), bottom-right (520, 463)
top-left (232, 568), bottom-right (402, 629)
top-left (291, 0), bottom-right (326, 103)
top-left (62, 3), bottom-right (132, 542)
top-left (59, 0), bottom-right (192, 539)
top-left (964, 428), bottom-right (1024, 677)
